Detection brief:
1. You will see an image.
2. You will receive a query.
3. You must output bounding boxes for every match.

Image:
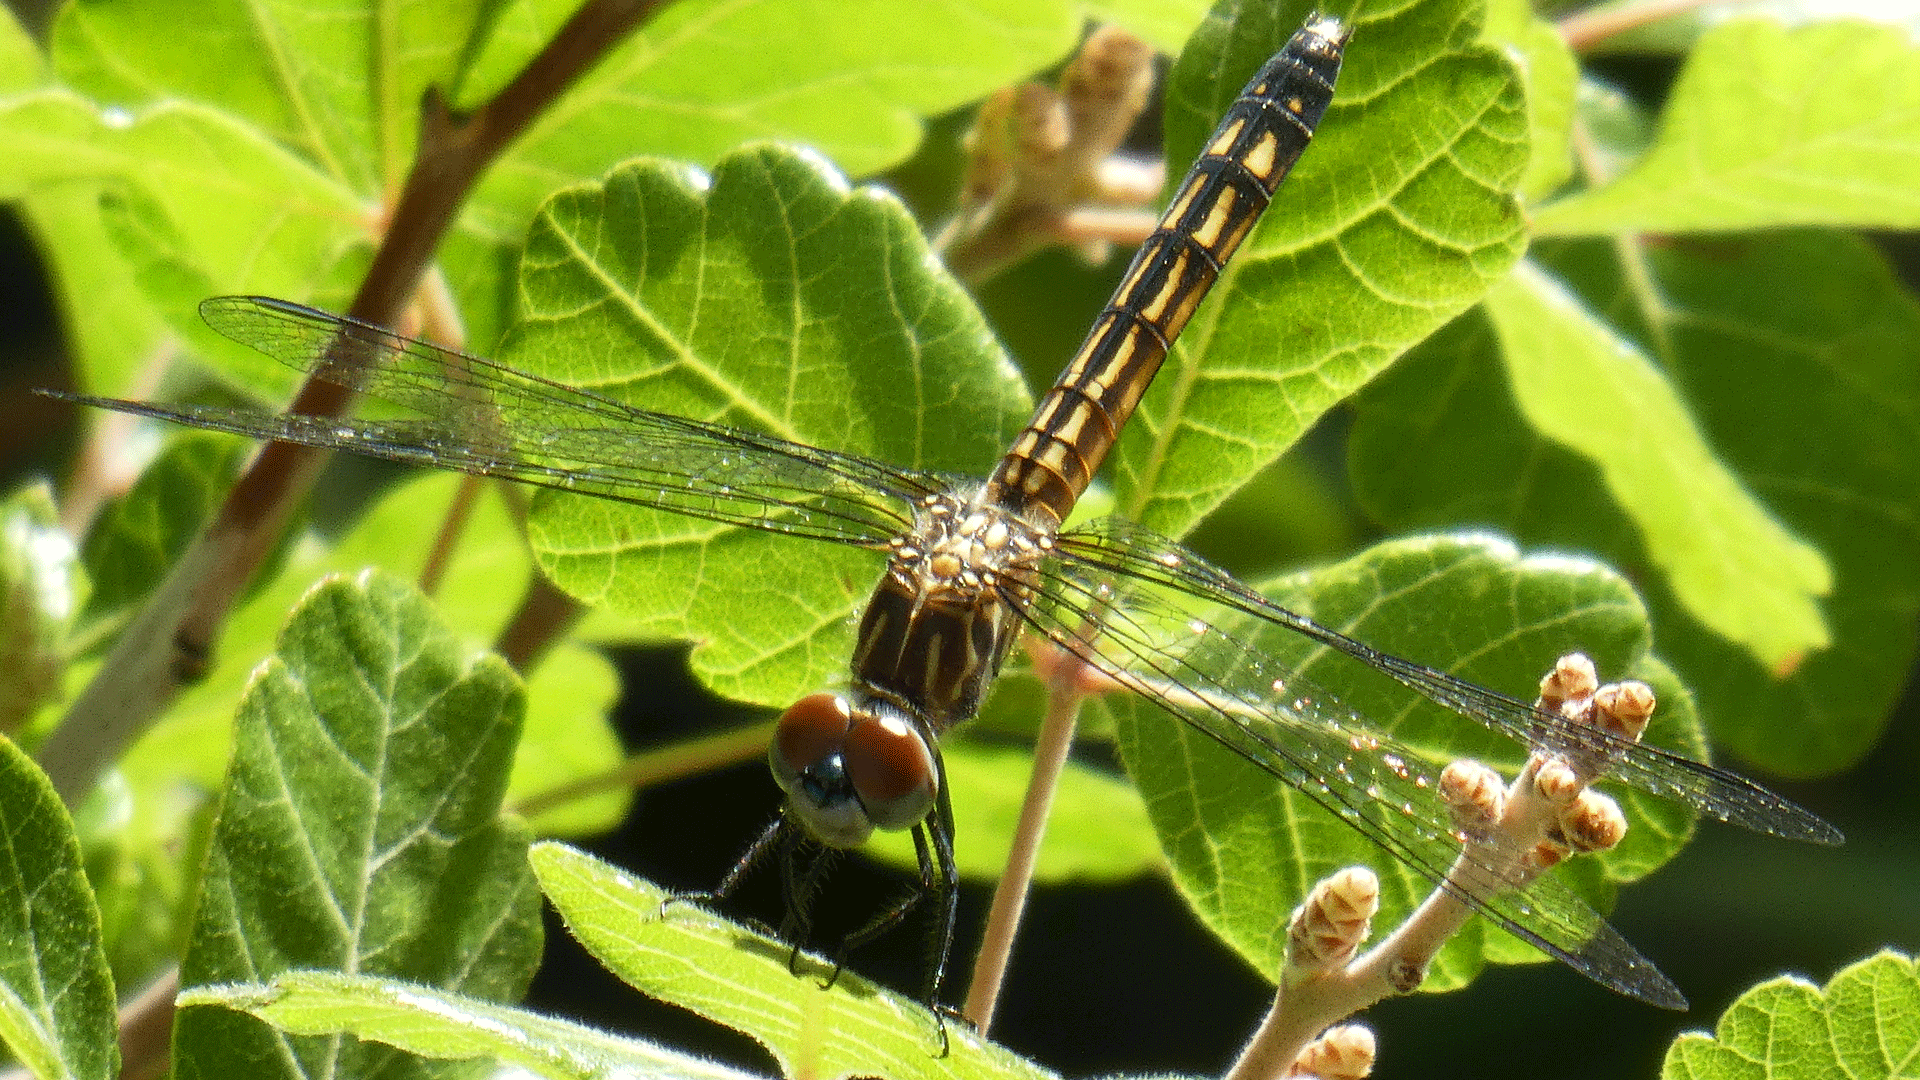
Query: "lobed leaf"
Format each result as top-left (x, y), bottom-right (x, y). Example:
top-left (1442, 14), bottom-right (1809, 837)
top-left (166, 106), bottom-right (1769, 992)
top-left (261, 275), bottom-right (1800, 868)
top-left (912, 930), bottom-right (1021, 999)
top-left (172, 572), bottom-right (543, 1079)
top-left (1113, 534), bottom-right (1701, 991)
top-left (1663, 951), bottom-right (1920, 1080)
top-left (518, 146), bottom-right (1032, 707)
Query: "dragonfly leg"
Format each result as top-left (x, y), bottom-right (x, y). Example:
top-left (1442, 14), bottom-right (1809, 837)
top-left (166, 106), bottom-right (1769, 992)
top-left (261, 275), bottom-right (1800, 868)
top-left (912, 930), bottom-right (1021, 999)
top-left (662, 813), bottom-right (788, 937)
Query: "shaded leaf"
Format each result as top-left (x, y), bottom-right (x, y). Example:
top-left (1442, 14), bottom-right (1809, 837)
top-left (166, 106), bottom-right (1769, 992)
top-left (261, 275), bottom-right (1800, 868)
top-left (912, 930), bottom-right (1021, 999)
top-left (0, 734), bottom-right (117, 1080)
top-left (79, 432), bottom-right (245, 622)
top-left (182, 973), bottom-right (759, 1080)
top-left (1537, 19), bottom-right (1920, 234)
top-left (173, 572), bottom-right (542, 1080)
top-left (518, 146), bottom-right (1032, 707)
top-left (529, 842), bottom-right (1056, 1080)
top-left (1113, 534), bottom-right (1701, 992)
top-left (1483, 259), bottom-right (1832, 671)
top-left (1663, 950), bottom-right (1920, 1080)
top-left (1112, 0), bottom-right (1529, 537)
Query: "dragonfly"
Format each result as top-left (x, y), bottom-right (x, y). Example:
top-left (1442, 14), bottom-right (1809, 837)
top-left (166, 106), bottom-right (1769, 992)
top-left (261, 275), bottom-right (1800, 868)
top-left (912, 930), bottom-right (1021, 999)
top-left (59, 14), bottom-right (1837, 1016)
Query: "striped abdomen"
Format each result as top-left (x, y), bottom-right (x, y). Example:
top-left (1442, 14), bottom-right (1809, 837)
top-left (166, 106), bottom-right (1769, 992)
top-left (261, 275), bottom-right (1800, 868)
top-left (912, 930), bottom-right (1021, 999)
top-left (986, 18), bottom-right (1347, 529)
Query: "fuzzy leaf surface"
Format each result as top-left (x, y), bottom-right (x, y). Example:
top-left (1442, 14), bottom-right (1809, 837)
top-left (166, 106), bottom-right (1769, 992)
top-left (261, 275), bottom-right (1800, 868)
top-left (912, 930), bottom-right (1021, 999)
top-left (172, 573), bottom-right (542, 1080)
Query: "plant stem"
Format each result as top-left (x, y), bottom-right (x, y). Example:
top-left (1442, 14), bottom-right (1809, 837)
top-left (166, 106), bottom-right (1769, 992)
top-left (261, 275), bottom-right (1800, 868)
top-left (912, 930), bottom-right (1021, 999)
top-left (962, 644), bottom-right (1090, 1033)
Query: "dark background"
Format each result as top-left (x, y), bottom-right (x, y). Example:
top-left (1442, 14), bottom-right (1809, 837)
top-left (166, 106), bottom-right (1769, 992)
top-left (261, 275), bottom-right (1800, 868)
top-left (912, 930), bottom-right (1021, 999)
top-left (2, 7), bottom-right (1916, 1077)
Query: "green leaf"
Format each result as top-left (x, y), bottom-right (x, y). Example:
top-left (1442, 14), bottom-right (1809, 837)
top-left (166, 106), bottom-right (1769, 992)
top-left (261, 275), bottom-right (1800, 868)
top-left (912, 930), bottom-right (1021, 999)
top-left (460, 0), bottom-right (1079, 178)
top-left (0, 92), bottom-right (372, 387)
top-left (173, 572), bottom-right (542, 1080)
top-left (0, 734), bottom-right (118, 1080)
top-left (1483, 259), bottom-right (1832, 671)
top-left (1354, 232), bottom-right (1920, 776)
top-left (0, 485), bottom-right (78, 737)
top-left (1536, 19), bottom-right (1920, 235)
top-left (12, 186), bottom-right (169, 394)
top-left (182, 973), bottom-right (761, 1080)
top-left (868, 740), bottom-right (1161, 883)
top-left (1113, 534), bottom-right (1701, 992)
top-left (1082, 0), bottom-right (1213, 53)
top-left (79, 432), bottom-right (245, 622)
top-left (529, 842), bottom-right (1057, 1080)
top-left (507, 642), bottom-right (628, 837)
top-left (1482, 0), bottom-right (1579, 200)
top-left (1663, 951), bottom-right (1920, 1080)
top-left (28, 0), bottom-right (1083, 359)
top-left (1112, 0), bottom-right (1530, 537)
top-left (518, 146), bottom-right (1033, 707)
top-left (0, 2), bottom-right (42, 91)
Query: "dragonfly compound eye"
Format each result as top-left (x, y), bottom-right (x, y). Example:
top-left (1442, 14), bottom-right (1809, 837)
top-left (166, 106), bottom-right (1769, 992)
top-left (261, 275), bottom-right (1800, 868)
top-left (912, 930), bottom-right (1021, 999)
top-left (842, 708), bottom-right (939, 831)
top-left (770, 693), bottom-right (874, 847)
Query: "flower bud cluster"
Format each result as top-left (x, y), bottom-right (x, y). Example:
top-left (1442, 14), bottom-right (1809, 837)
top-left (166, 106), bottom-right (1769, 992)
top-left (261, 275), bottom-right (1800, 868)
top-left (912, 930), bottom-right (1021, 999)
top-left (1287, 1023), bottom-right (1375, 1079)
top-left (1287, 867), bottom-right (1381, 972)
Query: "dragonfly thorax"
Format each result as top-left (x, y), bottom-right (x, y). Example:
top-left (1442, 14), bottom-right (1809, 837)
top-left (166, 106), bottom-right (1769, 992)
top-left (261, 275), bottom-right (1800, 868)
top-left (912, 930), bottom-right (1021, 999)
top-left (887, 491), bottom-right (1053, 601)
top-left (771, 691), bottom-right (939, 847)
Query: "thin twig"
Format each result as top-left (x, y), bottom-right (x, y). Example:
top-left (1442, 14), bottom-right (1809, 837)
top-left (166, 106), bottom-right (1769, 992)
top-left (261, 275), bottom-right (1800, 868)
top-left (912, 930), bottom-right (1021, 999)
top-left (116, 968), bottom-right (178, 1080)
top-left (1558, 0), bottom-right (1752, 52)
top-left (509, 719), bottom-right (774, 820)
top-left (493, 573), bottom-right (587, 673)
top-left (961, 641), bottom-right (1102, 1033)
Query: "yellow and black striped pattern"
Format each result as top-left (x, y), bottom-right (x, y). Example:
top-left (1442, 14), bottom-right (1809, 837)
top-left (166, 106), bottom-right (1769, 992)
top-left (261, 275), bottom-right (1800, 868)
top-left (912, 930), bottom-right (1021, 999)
top-left (987, 17), bottom-right (1347, 528)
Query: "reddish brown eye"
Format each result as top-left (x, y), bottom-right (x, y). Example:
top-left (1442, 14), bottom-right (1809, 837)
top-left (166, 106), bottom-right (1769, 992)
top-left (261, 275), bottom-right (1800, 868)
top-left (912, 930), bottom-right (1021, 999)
top-left (842, 711), bottom-right (938, 831)
top-left (770, 692), bottom-right (853, 793)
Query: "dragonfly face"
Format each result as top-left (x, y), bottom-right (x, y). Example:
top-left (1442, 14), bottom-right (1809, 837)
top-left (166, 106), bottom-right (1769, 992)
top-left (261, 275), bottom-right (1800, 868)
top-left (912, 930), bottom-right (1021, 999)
top-left (774, 485), bottom-right (1054, 846)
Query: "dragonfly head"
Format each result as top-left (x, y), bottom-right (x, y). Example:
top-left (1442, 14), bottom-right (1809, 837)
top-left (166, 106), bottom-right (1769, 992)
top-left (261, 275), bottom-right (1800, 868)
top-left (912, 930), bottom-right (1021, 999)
top-left (770, 692), bottom-right (939, 848)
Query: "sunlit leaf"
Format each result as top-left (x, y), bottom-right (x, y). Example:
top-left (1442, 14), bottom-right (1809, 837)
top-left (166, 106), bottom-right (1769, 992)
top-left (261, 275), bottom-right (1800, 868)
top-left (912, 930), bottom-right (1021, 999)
top-left (518, 146), bottom-right (1032, 707)
top-left (182, 973), bottom-right (759, 1080)
top-left (0, 736), bottom-right (117, 1080)
top-left (1353, 232), bottom-right (1920, 776)
top-left (1663, 950), bottom-right (1920, 1080)
top-left (529, 842), bottom-right (1056, 1080)
top-left (1483, 260), bottom-right (1832, 671)
top-left (173, 572), bottom-right (542, 1079)
top-left (1112, 0), bottom-right (1529, 537)
top-left (1537, 19), bottom-right (1920, 234)
top-left (1483, 0), bottom-right (1578, 200)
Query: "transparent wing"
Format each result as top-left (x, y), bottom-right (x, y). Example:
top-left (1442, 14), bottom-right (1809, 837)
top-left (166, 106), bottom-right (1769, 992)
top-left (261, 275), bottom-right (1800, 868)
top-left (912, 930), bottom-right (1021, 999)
top-left (1020, 544), bottom-right (1688, 1006)
top-left (66, 296), bottom-right (944, 547)
top-left (1055, 520), bottom-right (1841, 845)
